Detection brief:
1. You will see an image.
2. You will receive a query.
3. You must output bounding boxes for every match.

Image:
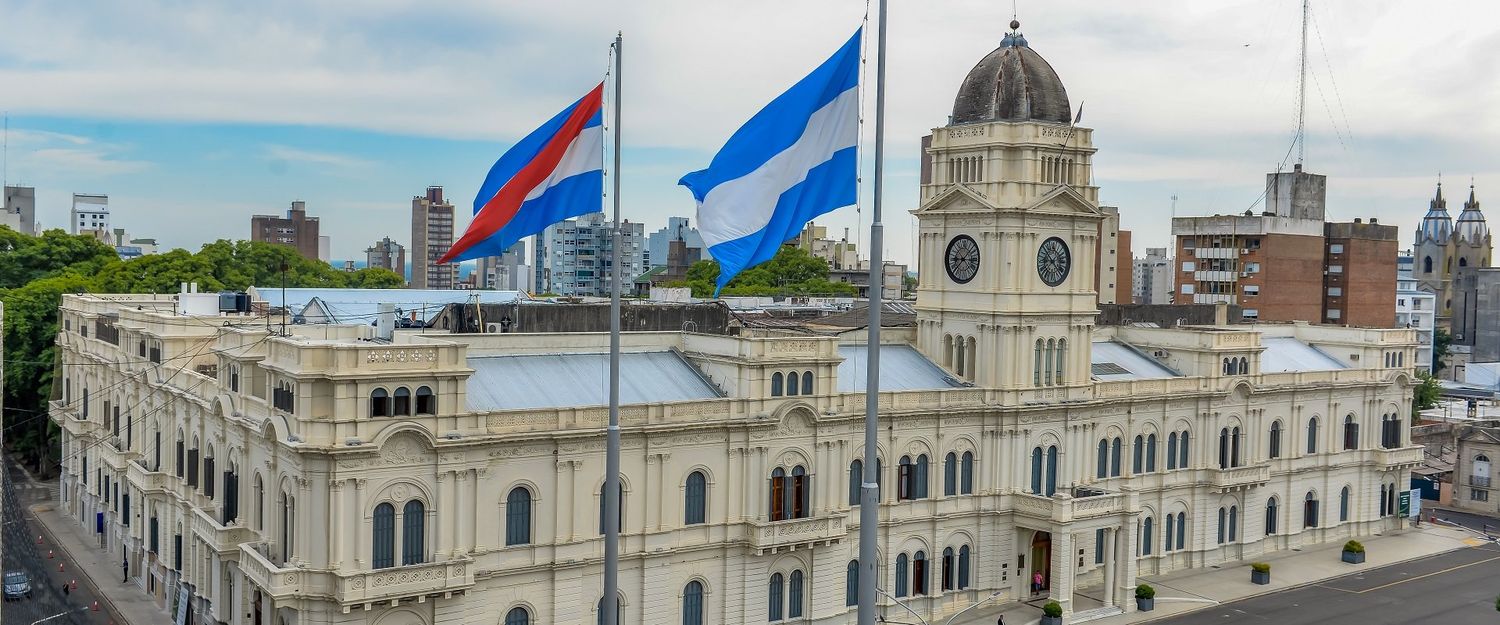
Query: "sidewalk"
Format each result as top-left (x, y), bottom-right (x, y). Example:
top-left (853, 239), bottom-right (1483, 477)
top-left (952, 523), bottom-right (1478, 625)
top-left (29, 501), bottom-right (172, 625)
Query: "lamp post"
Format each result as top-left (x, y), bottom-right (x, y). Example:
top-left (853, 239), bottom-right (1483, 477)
top-left (873, 589), bottom-right (1005, 625)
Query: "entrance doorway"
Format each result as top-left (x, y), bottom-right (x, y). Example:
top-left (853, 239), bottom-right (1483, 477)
top-left (1029, 531), bottom-right (1052, 596)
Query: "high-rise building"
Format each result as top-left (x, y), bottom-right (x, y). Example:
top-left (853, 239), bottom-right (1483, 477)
top-left (365, 237), bottom-right (407, 280)
top-left (1413, 184), bottom-right (1491, 329)
top-left (318, 235), bottom-right (331, 263)
top-left (1396, 272), bottom-right (1436, 372)
top-left (646, 217), bottom-right (707, 269)
top-left (1453, 267), bottom-right (1500, 373)
top-left (534, 212), bottom-right (645, 296)
top-left (70, 193), bottom-right (109, 235)
top-left (475, 241), bottom-right (530, 291)
top-left (1133, 247), bottom-right (1174, 304)
top-left (1093, 206), bottom-right (1127, 304)
top-left (2, 185), bottom-right (36, 235)
top-left (251, 200), bottom-right (322, 260)
top-left (411, 186), bottom-right (457, 290)
top-left (1172, 165), bottom-right (1397, 325)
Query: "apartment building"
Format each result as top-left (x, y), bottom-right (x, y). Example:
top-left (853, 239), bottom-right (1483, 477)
top-left (250, 201), bottom-right (322, 261)
top-left (411, 187), bottom-right (457, 290)
top-left (1133, 247), bottom-right (1173, 305)
top-left (72, 193), bottom-right (110, 235)
top-left (366, 237), bottom-right (407, 281)
top-left (1396, 272), bottom-right (1436, 372)
top-left (534, 213), bottom-right (645, 297)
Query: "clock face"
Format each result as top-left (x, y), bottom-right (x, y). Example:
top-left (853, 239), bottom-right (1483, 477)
top-left (1037, 237), bottom-right (1071, 287)
top-left (944, 235), bottom-right (980, 284)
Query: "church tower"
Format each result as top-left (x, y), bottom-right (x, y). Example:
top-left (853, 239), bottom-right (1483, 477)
top-left (1414, 183), bottom-right (1491, 327)
top-left (913, 21), bottom-right (1100, 401)
top-left (1454, 185), bottom-right (1491, 272)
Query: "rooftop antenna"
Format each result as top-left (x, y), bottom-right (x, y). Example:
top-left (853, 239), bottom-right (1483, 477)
top-left (1296, 0), bottom-right (1310, 165)
top-left (1171, 194), bottom-right (1179, 219)
top-left (3, 112), bottom-right (8, 190)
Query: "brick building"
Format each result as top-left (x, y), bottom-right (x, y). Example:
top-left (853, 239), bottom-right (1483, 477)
top-left (250, 201), bottom-right (321, 260)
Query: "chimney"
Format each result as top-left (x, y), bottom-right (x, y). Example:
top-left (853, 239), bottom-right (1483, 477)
top-left (376, 303), bottom-right (396, 341)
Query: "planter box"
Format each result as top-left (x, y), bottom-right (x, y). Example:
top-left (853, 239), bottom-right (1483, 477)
top-left (1041, 617), bottom-right (1064, 625)
top-left (1137, 597), bottom-right (1155, 611)
top-left (1251, 570), bottom-right (1270, 585)
top-left (1342, 551), bottom-right (1365, 564)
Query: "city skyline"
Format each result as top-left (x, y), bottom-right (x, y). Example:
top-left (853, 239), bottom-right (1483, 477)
top-left (2, 0), bottom-right (1496, 268)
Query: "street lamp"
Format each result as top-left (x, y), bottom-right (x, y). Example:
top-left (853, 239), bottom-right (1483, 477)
top-left (874, 589), bottom-right (1006, 625)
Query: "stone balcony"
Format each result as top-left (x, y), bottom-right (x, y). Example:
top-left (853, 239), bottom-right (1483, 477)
top-left (1011, 490), bottom-right (1126, 523)
top-left (238, 543), bottom-right (476, 607)
top-left (746, 514), bottom-right (846, 555)
top-left (190, 507), bottom-right (258, 556)
top-left (1205, 465), bottom-right (1271, 492)
top-left (126, 460), bottom-right (169, 495)
top-left (1372, 446), bottom-right (1423, 468)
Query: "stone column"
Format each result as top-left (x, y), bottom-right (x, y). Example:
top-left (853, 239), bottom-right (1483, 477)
top-left (436, 471), bottom-right (453, 557)
top-left (468, 467), bottom-right (481, 551)
top-left (727, 448), bottom-right (743, 521)
top-left (328, 480), bottom-right (344, 569)
top-left (1118, 515), bottom-right (1140, 613)
top-left (353, 479), bottom-right (368, 568)
top-left (1049, 529), bottom-right (1076, 614)
top-left (1102, 527), bottom-right (1116, 608)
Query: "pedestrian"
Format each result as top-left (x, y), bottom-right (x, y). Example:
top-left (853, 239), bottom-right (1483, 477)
top-left (122, 558), bottom-right (129, 583)
top-left (1031, 571), bottom-right (1043, 594)
top-left (996, 615), bottom-right (1006, 625)
top-left (62, 582), bottom-right (69, 596)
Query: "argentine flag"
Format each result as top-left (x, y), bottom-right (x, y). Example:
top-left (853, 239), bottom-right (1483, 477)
top-left (680, 29), bottom-right (861, 295)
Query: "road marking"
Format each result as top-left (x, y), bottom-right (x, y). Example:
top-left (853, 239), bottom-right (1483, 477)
top-left (1331, 553), bottom-right (1500, 594)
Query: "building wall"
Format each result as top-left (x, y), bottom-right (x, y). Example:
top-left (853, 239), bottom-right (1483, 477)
top-left (1323, 222), bottom-right (1398, 327)
top-left (411, 187), bottom-right (456, 290)
top-left (1115, 230), bottom-right (1134, 304)
top-left (250, 201), bottom-right (321, 260)
top-left (71, 193), bottom-right (110, 235)
top-left (1133, 248), bottom-right (1172, 305)
top-left (3, 185), bottom-right (37, 235)
top-left (1451, 435), bottom-right (1500, 515)
top-left (1453, 268), bottom-right (1500, 363)
top-left (366, 237), bottom-right (407, 279)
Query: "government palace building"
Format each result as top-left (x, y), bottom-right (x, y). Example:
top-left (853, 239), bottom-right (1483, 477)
top-left (51, 22), bottom-right (1420, 625)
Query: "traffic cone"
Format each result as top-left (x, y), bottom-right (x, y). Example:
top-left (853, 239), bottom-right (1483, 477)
top-left (47, 550), bottom-right (53, 559)
top-left (91, 601), bottom-right (99, 612)
top-left (70, 579), bottom-right (77, 591)
top-left (36, 535), bottom-right (42, 544)
top-left (58, 563), bottom-right (65, 572)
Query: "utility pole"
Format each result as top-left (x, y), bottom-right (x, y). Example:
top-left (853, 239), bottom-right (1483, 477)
top-left (1296, 0), bottom-right (1310, 165)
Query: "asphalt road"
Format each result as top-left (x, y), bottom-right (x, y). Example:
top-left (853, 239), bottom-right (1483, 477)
top-left (1154, 545), bottom-right (1500, 625)
top-left (4, 459), bottom-right (120, 625)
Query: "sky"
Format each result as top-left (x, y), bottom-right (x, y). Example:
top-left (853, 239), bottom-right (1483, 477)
top-left (1, 0), bottom-right (1497, 271)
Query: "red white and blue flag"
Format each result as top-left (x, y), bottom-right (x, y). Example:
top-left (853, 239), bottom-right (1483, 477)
top-left (440, 83), bottom-right (605, 265)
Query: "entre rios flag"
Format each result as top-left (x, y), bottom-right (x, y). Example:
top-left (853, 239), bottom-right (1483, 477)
top-left (440, 84), bottom-right (605, 265)
top-left (679, 29), bottom-right (862, 295)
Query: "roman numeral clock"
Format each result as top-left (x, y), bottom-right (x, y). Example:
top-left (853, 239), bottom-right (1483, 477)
top-left (1036, 236), bottom-right (1071, 287)
top-left (944, 235), bottom-right (980, 284)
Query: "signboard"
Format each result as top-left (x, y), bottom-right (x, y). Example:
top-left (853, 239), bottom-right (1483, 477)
top-left (174, 586), bottom-right (190, 625)
top-left (1399, 490), bottom-right (1412, 517)
top-left (1408, 491), bottom-right (1422, 519)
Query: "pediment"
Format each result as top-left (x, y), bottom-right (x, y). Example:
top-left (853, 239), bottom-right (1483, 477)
top-left (914, 184), bottom-right (997, 215)
top-left (1023, 185), bottom-right (1103, 217)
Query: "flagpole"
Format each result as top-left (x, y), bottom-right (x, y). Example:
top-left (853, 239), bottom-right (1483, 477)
top-left (858, 1), bottom-right (887, 625)
top-left (603, 31), bottom-right (623, 625)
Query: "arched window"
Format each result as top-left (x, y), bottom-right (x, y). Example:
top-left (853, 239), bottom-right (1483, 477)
top-left (802, 371), bottom-right (813, 395)
top-left (1343, 414), bottom-right (1359, 451)
top-left (1461, 257), bottom-right (1470, 267)
top-left (1232, 426), bottom-right (1242, 466)
top-left (771, 372), bottom-right (783, 397)
top-left (1476, 454), bottom-right (1492, 488)
top-left (254, 474), bottom-right (265, 530)
top-left (1223, 358), bottom-right (1232, 375)
top-left (944, 452), bottom-right (958, 496)
top-left (1167, 432), bottom-right (1178, 470)
top-left (682, 581), bottom-right (704, 625)
top-left (1229, 505), bottom-right (1238, 541)
top-left (1307, 417), bottom-right (1320, 454)
top-left (1269, 421), bottom-right (1283, 459)
top-left (372, 503), bottom-right (395, 569)
top-left (768, 573), bottom-right (784, 621)
top-left (895, 554), bottom-right (909, 598)
top-left (1304, 491), bottom-right (1319, 528)
top-left (942, 547), bottom-right (956, 591)
top-left (845, 560), bottom-right (859, 606)
top-left (392, 387), bottom-right (411, 416)
top-left (599, 482), bottom-right (623, 533)
top-left (1110, 437), bottom-right (1122, 477)
top-left (1165, 514), bottom-right (1175, 551)
top-left (770, 467), bottom-right (787, 520)
top-left (1142, 516), bottom-right (1154, 555)
top-left (788, 570), bottom-right (804, 618)
top-left (1146, 433), bottom-right (1157, 472)
top-left (1132, 435), bottom-right (1144, 474)
top-left (1179, 431), bottom-right (1190, 468)
top-left (914, 454), bottom-right (929, 499)
top-left (1056, 338), bottom-right (1067, 383)
top-left (505, 607), bottom-right (530, 625)
top-left (1238, 357), bottom-right (1249, 375)
top-left (961, 451), bottom-right (974, 494)
top-left (1097, 439), bottom-right (1109, 479)
top-left (1424, 256), bottom-right (1433, 273)
top-left (1339, 486), bottom-right (1350, 522)
top-left (958, 545), bottom-right (971, 589)
top-left (1218, 428), bottom-right (1231, 469)
top-left (685, 471), bottom-right (707, 525)
top-left (913, 551), bottom-right (929, 595)
top-left (415, 386), bottom-right (435, 414)
top-left (1217, 507), bottom-right (1227, 544)
top-left (401, 500), bottom-right (425, 565)
top-left (1031, 447), bottom-right (1044, 494)
top-left (1175, 511), bottom-right (1186, 550)
top-left (506, 487), bottom-right (532, 545)
top-left (786, 371), bottom-right (800, 396)
top-left (1266, 497), bottom-right (1279, 535)
top-left (849, 460), bottom-right (863, 506)
top-left (597, 597), bottom-right (622, 625)
top-left (1044, 338), bottom-right (1056, 386)
top-left (1034, 340), bottom-right (1043, 386)
top-left (1046, 446), bottom-right (1059, 496)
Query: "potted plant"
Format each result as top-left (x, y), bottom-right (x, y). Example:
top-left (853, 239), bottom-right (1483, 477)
top-left (1250, 562), bottom-right (1271, 585)
top-left (1041, 600), bottom-right (1064, 625)
top-left (1341, 540), bottom-right (1366, 564)
top-left (1135, 583), bottom-right (1156, 611)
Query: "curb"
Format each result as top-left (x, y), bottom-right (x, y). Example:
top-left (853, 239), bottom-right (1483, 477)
top-left (29, 503), bottom-right (134, 625)
top-left (1127, 533), bottom-right (1474, 625)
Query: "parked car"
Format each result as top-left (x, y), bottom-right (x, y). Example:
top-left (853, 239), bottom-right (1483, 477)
top-left (3, 570), bottom-right (31, 600)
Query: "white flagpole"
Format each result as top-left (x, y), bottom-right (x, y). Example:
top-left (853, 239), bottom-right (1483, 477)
top-left (603, 31), bottom-right (623, 625)
top-left (858, 1), bottom-right (887, 625)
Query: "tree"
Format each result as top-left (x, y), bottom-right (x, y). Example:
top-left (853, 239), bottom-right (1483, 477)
top-left (1432, 328), bottom-right (1452, 375)
top-left (1411, 371), bottom-right (1441, 419)
top-left (672, 246), bottom-right (856, 297)
top-left (347, 267), bottom-right (406, 289)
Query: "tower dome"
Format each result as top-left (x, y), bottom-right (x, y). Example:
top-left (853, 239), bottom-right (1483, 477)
top-left (1455, 185), bottom-right (1489, 243)
top-left (951, 21), bottom-right (1072, 125)
top-left (1418, 183), bottom-right (1453, 244)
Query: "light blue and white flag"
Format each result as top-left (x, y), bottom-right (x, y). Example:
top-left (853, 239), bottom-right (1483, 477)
top-left (679, 28), bottom-right (862, 295)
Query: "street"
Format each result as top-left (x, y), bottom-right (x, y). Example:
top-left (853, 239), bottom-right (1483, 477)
top-left (1154, 545), bottom-right (1500, 625)
top-left (3, 458), bottom-right (122, 625)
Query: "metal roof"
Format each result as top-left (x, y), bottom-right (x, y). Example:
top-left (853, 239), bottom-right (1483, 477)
top-left (837, 345), bottom-right (961, 392)
top-left (1259, 337), bottom-right (1347, 372)
top-left (465, 351), bottom-right (722, 411)
top-left (252, 287), bottom-right (521, 325)
top-left (1090, 341), bottom-right (1180, 381)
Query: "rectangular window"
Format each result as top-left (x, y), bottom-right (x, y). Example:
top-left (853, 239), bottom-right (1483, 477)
top-left (1181, 261), bottom-right (1196, 272)
top-left (1473, 489), bottom-right (1489, 502)
top-left (1245, 262), bottom-right (1261, 273)
top-left (1328, 244), bottom-right (1344, 254)
top-left (1241, 309), bottom-right (1259, 320)
top-left (1327, 309), bottom-right (1342, 320)
top-left (1327, 287), bottom-right (1343, 296)
top-left (1328, 265), bottom-right (1343, 274)
top-left (1243, 285), bottom-right (1259, 296)
top-left (1181, 284), bottom-right (1195, 295)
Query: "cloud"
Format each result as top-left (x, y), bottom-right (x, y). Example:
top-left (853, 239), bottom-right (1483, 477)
top-left (23, 148), bottom-right (153, 176)
top-left (262, 144), bottom-right (376, 171)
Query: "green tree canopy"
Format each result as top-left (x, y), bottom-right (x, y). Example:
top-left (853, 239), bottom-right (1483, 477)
top-left (672, 245), bottom-right (856, 297)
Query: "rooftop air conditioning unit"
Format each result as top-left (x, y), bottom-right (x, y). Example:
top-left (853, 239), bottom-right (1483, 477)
top-left (486, 323), bottom-right (502, 333)
top-left (1153, 350), bottom-right (1168, 359)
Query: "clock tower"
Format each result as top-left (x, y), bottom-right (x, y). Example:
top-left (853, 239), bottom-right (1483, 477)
top-left (913, 21), bottom-right (1102, 399)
